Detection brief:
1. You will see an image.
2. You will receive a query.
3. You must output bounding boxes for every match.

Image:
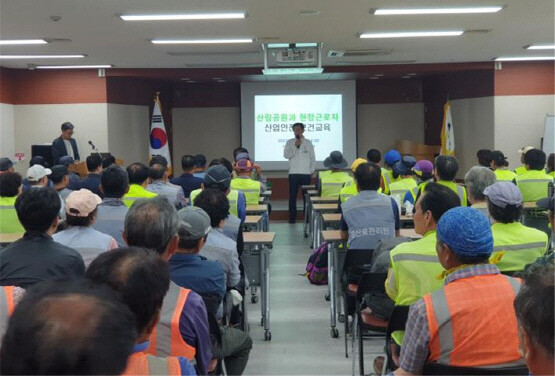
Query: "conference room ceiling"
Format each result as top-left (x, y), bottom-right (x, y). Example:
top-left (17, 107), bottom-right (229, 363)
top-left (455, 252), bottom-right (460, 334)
top-left (0, 0), bottom-right (553, 71)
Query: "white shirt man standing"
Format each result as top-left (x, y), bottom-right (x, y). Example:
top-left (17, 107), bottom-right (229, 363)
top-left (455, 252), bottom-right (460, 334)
top-left (283, 122), bottom-right (316, 223)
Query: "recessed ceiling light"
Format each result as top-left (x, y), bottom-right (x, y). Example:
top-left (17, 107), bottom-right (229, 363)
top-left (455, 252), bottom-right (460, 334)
top-left (526, 44), bottom-right (555, 50)
top-left (262, 67), bottom-right (323, 75)
top-left (372, 7), bottom-right (503, 15)
top-left (0, 39), bottom-right (48, 45)
top-left (120, 12), bottom-right (246, 21)
top-left (35, 64), bottom-right (112, 69)
top-left (299, 10), bottom-right (320, 16)
top-left (369, 77), bottom-right (380, 80)
top-left (0, 54), bottom-right (85, 59)
top-left (494, 56), bottom-right (555, 61)
top-left (213, 77), bottom-right (223, 80)
top-left (402, 75), bottom-right (412, 79)
top-left (151, 38), bottom-right (253, 44)
top-left (360, 31), bottom-right (463, 39)
top-left (216, 80), bottom-right (226, 83)
top-left (180, 78), bottom-right (190, 80)
top-left (186, 80), bottom-right (196, 83)
top-left (373, 73), bottom-right (385, 77)
top-left (267, 42), bottom-right (318, 48)
top-left (406, 73), bottom-right (417, 76)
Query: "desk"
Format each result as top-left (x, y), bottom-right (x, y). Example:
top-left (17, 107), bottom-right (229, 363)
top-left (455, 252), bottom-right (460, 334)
top-left (321, 230), bottom-right (345, 338)
top-left (246, 204), bottom-right (269, 231)
top-left (303, 189), bottom-right (320, 237)
top-left (301, 185), bottom-right (316, 191)
top-left (242, 232), bottom-right (276, 341)
top-left (244, 215), bottom-right (263, 232)
top-left (310, 196), bottom-right (339, 203)
top-left (322, 213), bottom-right (341, 227)
top-left (0, 233), bottom-right (23, 245)
top-left (261, 190), bottom-right (272, 197)
top-left (312, 203), bottom-right (339, 248)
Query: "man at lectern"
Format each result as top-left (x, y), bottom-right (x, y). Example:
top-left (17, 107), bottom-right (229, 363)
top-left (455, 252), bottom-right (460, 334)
top-left (52, 122), bottom-right (80, 164)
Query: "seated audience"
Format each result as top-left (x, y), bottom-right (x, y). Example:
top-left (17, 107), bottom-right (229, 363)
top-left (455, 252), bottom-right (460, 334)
top-left (404, 160), bottom-right (434, 205)
top-left (0, 188), bottom-right (85, 288)
top-left (203, 158), bottom-right (247, 222)
top-left (395, 207), bottom-right (523, 375)
top-left (22, 156), bottom-right (52, 190)
top-left (0, 157), bottom-right (15, 174)
top-left (147, 156), bottom-right (185, 208)
top-left (193, 153), bottom-right (207, 179)
top-left (339, 158), bottom-right (368, 203)
top-left (476, 148), bottom-right (492, 167)
top-left (194, 189), bottom-right (241, 289)
top-left (0, 279), bottom-right (136, 375)
top-left (515, 146), bottom-right (534, 175)
top-left (58, 156), bottom-right (81, 190)
top-left (0, 285), bottom-right (25, 341)
top-left (386, 183), bottom-right (460, 345)
top-left (515, 148), bottom-right (553, 202)
top-left (231, 158), bottom-right (265, 204)
top-left (537, 195), bottom-right (554, 253)
top-left (26, 164), bottom-right (51, 189)
top-left (53, 189), bottom-right (117, 267)
top-left (101, 154), bottom-right (116, 169)
top-left (0, 172), bottom-right (24, 233)
top-left (170, 155), bottom-right (203, 199)
top-left (340, 162), bottom-right (400, 249)
top-left (464, 166), bottom-right (496, 222)
top-left (86, 247), bottom-right (196, 376)
top-left (317, 151), bottom-right (351, 197)
top-left (484, 182), bottom-right (548, 273)
top-left (513, 254), bottom-right (554, 376)
top-left (425, 155), bottom-right (468, 206)
top-left (381, 150), bottom-right (402, 194)
top-left (122, 196), bottom-right (212, 374)
top-left (171, 206), bottom-right (226, 301)
top-left (388, 156), bottom-right (417, 201)
top-left (547, 152), bottom-right (554, 177)
top-left (490, 150), bottom-right (517, 181)
top-left (51, 164), bottom-right (72, 203)
top-left (233, 149), bottom-right (264, 181)
top-left (123, 162), bottom-right (158, 208)
top-left (94, 165), bottom-right (129, 246)
top-left (79, 154), bottom-right (103, 196)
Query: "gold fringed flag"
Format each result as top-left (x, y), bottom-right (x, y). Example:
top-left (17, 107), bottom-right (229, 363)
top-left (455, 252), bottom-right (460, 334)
top-left (149, 94), bottom-right (172, 175)
top-left (440, 101), bottom-right (455, 156)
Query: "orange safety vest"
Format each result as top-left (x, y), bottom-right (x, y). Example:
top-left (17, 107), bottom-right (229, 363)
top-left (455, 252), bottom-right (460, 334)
top-left (146, 282), bottom-right (196, 360)
top-left (424, 273), bottom-right (522, 368)
top-left (0, 286), bottom-right (16, 340)
top-left (123, 352), bottom-right (181, 376)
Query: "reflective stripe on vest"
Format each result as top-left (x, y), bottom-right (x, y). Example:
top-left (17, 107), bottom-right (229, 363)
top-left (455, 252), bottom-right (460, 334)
top-left (191, 188), bottom-right (239, 217)
top-left (491, 222), bottom-right (548, 272)
top-left (388, 178), bottom-right (418, 199)
top-left (0, 196), bottom-right (25, 234)
top-left (0, 286), bottom-right (15, 340)
top-left (515, 170), bottom-right (553, 202)
top-left (339, 181), bottom-right (358, 203)
top-left (425, 274), bottom-right (521, 367)
top-left (382, 170), bottom-right (392, 194)
top-left (320, 171), bottom-right (351, 197)
top-left (123, 353), bottom-right (181, 376)
top-left (230, 178), bottom-right (261, 205)
top-left (494, 169), bottom-right (517, 182)
top-left (146, 282), bottom-right (195, 360)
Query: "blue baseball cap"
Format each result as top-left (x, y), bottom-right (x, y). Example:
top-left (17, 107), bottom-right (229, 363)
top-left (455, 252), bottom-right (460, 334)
top-left (384, 150), bottom-right (401, 166)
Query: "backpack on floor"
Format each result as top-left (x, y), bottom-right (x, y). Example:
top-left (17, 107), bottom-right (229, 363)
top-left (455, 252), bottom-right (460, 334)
top-left (305, 242), bottom-right (329, 285)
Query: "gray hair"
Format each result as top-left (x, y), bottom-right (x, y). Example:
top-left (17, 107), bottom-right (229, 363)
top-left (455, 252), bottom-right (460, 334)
top-left (123, 196), bottom-right (179, 255)
top-left (464, 166), bottom-right (496, 201)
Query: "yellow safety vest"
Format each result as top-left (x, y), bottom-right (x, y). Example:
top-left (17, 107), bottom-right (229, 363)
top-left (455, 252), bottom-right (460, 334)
top-left (420, 180), bottom-right (467, 206)
top-left (0, 196), bottom-right (25, 234)
top-left (123, 184), bottom-right (158, 208)
top-left (386, 230), bottom-right (445, 345)
top-left (319, 170), bottom-right (351, 197)
top-left (491, 222), bottom-right (548, 272)
top-left (388, 178), bottom-right (418, 201)
top-left (494, 169), bottom-right (517, 182)
top-left (230, 178), bottom-right (261, 205)
top-left (339, 180), bottom-right (358, 203)
top-left (514, 166), bottom-right (528, 175)
top-left (548, 170), bottom-right (555, 178)
top-left (381, 168), bottom-right (400, 195)
top-left (515, 170), bottom-right (553, 202)
top-left (190, 188), bottom-right (239, 217)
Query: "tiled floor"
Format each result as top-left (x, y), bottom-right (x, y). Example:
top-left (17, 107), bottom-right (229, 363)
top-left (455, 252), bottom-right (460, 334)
top-left (243, 222), bottom-right (384, 375)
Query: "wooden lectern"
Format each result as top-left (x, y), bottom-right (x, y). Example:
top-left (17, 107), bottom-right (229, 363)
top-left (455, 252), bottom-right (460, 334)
top-left (69, 159), bottom-right (124, 177)
top-left (395, 140), bottom-right (440, 162)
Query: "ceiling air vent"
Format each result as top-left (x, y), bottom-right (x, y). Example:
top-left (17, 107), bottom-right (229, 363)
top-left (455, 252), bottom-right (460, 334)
top-left (328, 49), bottom-right (392, 58)
top-left (465, 29), bottom-right (492, 34)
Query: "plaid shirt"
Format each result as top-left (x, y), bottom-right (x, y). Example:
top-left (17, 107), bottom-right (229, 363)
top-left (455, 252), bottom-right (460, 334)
top-left (398, 264), bottom-right (500, 373)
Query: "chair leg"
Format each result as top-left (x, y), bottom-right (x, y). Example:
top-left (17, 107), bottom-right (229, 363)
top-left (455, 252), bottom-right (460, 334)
top-left (358, 313), bottom-right (364, 375)
top-left (344, 293), bottom-right (349, 358)
top-left (351, 314), bottom-right (357, 376)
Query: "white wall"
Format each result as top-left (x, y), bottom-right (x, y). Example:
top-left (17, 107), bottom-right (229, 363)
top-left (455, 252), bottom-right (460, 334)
top-left (450, 97), bottom-right (495, 177)
top-left (12, 104), bottom-right (109, 174)
top-left (357, 103), bottom-right (425, 158)
top-left (0, 103), bottom-right (15, 159)
top-left (494, 95), bottom-right (555, 169)
top-left (172, 107), bottom-right (241, 171)
top-left (107, 104), bottom-right (150, 166)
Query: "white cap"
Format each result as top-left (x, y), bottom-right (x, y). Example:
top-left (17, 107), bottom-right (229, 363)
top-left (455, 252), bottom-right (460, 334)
top-left (518, 146), bottom-right (535, 155)
top-left (26, 165), bottom-right (52, 182)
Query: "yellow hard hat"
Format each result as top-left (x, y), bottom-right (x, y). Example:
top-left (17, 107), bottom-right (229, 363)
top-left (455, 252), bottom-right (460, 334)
top-left (351, 158), bottom-right (367, 172)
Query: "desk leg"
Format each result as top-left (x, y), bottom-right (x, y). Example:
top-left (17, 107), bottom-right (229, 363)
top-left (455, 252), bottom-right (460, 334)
top-left (263, 247), bottom-right (271, 341)
top-left (303, 193), bottom-right (309, 236)
top-left (328, 242), bottom-right (338, 338)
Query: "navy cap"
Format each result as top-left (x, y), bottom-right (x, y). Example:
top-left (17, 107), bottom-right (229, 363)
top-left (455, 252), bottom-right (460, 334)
top-left (0, 157), bottom-right (13, 171)
top-left (204, 165), bottom-right (231, 189)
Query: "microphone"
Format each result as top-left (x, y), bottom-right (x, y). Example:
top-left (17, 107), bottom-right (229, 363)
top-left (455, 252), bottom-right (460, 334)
top-left (295, 134), bottom-right (300, 148)
top-left (88, 140), bottom-right (96, 149)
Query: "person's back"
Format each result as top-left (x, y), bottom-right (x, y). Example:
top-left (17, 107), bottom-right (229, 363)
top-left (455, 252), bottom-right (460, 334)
top-left (388, 156), bottom-right (418, 200)
top-left (146, 161), bottom-right (183, 208)
top-left (93, 165), bottom-right (130, 246)
top-left (123, 162), bottom-right (158, 208)
top-left (231, 159), bottom-right (262, 205)
top-left (79, 154), bottom-right (103, 197)
top-left (426, 155), bottom-right (468, 206)
top-left (340, 162), bottom-right (398, 249)
top-left (0, 188), bottom-right (85, 288)
top-left (381, 150), bottom-right (402, 194)
top-left (515, 149), bottom-right (553, 202)
top-left (319, 151), bottom-right (350, 197)
top-left (170, 155), bottom-right (203, 198)
top-left (0, 172), bottom-right (25, 233)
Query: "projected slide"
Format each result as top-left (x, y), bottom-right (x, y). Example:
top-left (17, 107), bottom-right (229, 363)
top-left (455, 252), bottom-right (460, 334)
top-left (254, 94), bottom-right (343, 162)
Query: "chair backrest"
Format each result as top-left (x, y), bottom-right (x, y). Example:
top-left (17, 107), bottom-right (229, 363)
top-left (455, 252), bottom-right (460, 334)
top-left (355, 272), bottom-right (388, 300)
top-left (342, 249), bottom-right (375, 285)
top-left (385, 305), bottom-right (410, 338)
top-left (423, 362), bottom-right (529, 375)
